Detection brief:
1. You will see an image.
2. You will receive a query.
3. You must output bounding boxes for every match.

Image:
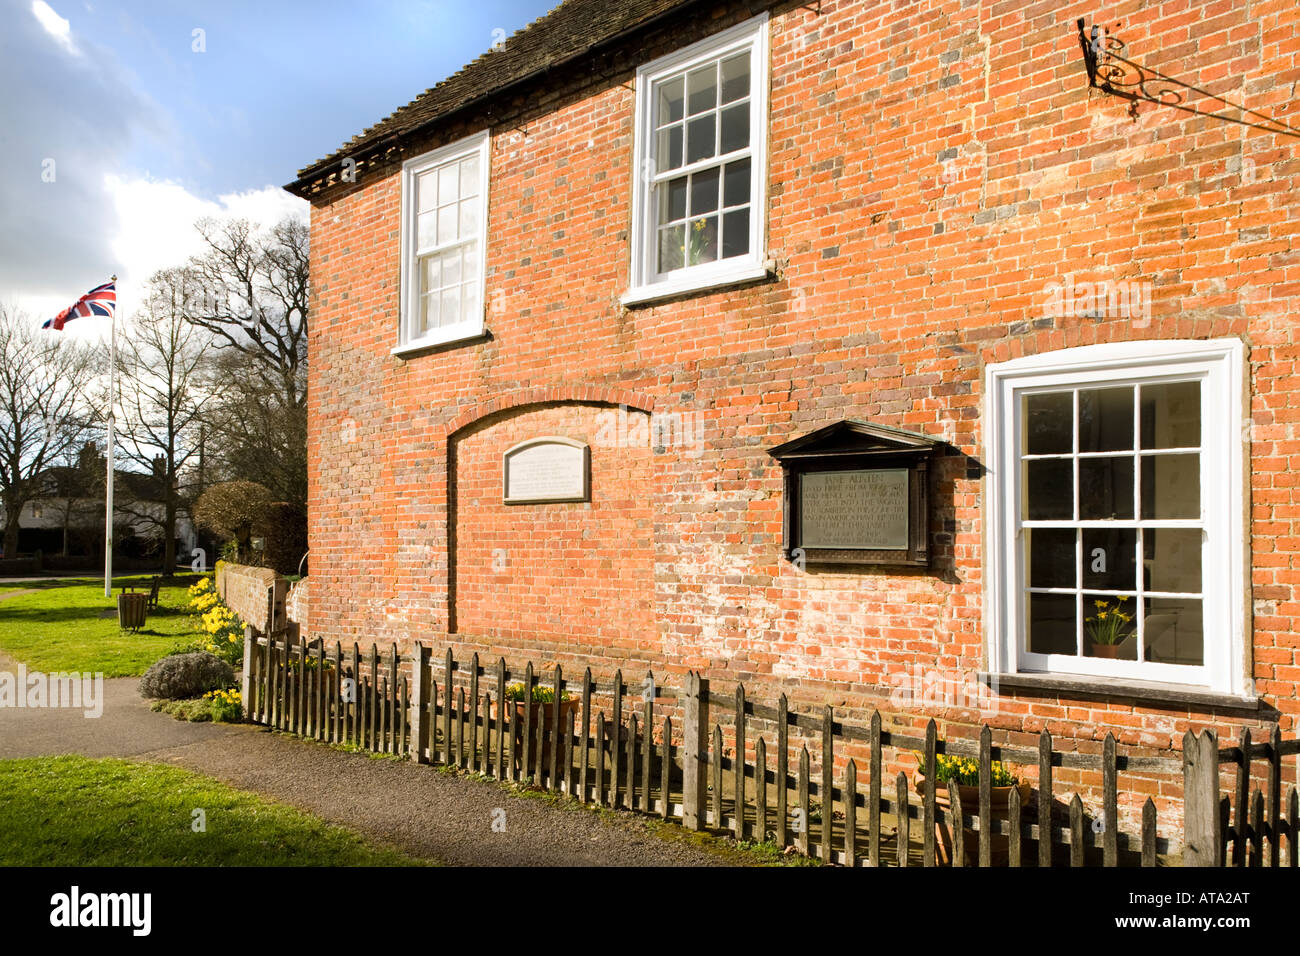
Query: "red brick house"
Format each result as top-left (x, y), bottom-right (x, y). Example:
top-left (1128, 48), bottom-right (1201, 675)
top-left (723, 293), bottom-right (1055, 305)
top-left (286, 0), bottom-right (1298, 828)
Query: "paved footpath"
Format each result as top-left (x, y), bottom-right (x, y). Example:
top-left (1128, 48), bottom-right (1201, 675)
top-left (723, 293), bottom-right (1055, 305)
top-left (0, 649), bottom-right (742, 866)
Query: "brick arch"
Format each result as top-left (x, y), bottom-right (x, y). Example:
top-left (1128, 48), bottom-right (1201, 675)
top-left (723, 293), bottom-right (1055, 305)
top-left (445, 397), bottom-right (658, 649)
top-left (439, 385), bottom-right (657, 440)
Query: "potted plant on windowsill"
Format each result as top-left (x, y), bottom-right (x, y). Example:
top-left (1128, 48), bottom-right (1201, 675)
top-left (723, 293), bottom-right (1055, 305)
top-left (1086, 597), bottom-right (1134, 659)
top-left (913, 751), bottom-right (1031, 865)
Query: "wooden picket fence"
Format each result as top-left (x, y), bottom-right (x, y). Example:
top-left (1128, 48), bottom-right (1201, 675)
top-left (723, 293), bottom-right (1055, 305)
top-left (241, 633), bottom-right (1300, 867)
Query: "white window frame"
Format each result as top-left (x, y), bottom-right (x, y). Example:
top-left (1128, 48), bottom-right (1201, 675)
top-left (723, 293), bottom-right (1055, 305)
top-left (396, 130), bottom-right (491, 353)
top-left (984, 339), bottom-right (1248, 696)
top-left (624, 14), bottom-right (770, 306)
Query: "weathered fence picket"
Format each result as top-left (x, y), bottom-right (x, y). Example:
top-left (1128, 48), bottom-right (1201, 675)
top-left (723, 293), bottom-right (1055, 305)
top-left (243, 636), bottom-right (1298, 868)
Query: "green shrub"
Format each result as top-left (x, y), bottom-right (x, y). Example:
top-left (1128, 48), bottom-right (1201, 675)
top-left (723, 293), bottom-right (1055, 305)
top-left (139, 651), bottom-right (234, 700)
top-left (150, 698), bottom-right (212, 722)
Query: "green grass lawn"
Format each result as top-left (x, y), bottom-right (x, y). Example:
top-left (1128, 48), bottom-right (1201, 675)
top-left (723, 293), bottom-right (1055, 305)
top-left (0, 756), bottom-right (425, 866)
top-left (0, 575), bottom-right (207, 676)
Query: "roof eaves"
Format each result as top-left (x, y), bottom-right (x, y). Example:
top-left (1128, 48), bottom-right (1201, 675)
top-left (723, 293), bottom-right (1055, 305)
top-left (283, 0), bottom-right (711, 200)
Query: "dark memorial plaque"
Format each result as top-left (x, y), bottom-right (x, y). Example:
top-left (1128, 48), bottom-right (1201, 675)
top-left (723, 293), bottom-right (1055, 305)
top-left (799, 468), bottom-right (909, 550)
top-left (770, 419), bottom-right (938, 567)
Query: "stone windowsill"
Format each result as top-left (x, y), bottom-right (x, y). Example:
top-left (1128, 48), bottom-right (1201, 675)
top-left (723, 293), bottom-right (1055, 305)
top-left (978, 671), bottom-right (1262, 713)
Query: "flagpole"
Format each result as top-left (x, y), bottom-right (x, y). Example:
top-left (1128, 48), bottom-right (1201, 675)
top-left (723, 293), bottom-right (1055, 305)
top-left (104, 275), bottom-right (117, 599)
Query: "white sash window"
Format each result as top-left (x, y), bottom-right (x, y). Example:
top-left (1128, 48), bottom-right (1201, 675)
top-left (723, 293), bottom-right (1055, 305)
top-left (985, 340), bottom-right (1248, 695)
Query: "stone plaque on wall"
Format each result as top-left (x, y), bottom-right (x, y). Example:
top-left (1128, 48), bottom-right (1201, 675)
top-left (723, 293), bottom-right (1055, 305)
top-left (503, 437), bottom-right (589, 504)
top-left (799, 468), bottom-right (909, 550)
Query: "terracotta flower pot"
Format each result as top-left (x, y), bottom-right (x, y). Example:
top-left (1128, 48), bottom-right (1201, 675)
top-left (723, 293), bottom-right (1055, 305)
top-left (1088, 641), bottom-right (1123, 658)
top-left (492, 698), bottom-right (580, 774)
top-left (914, 773), bottom-right (1032, 865)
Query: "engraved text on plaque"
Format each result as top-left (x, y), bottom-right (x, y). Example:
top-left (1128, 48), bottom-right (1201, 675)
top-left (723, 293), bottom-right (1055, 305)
top-left (799, 468), bottom-right (909, 550)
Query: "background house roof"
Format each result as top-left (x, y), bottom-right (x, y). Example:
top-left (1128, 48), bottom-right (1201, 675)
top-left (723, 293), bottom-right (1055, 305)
top-left (285, 0), bottom-right (705, 198)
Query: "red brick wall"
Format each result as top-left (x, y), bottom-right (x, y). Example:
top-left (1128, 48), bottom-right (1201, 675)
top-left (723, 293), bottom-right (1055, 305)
top-left (452, 403), bottom-right (655, 652)
top-left (303, 0), bottom-right (1300, 837)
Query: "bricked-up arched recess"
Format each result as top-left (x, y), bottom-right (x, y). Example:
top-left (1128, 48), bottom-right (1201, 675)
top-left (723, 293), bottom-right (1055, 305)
top-left (447, 400), bottom-right (656, 658)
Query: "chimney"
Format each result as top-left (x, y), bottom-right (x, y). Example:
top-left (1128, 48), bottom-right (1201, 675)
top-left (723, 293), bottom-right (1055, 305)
top-left (152, 454), bottom-right (165, 480)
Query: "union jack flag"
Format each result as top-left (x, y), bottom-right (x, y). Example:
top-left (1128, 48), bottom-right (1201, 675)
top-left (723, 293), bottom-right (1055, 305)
top-left (42, 280), bottom-right (116, 330)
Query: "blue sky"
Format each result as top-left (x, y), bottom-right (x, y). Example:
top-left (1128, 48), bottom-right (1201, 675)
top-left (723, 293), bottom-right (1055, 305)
top-left (1, 0), bottom-right (556, 324)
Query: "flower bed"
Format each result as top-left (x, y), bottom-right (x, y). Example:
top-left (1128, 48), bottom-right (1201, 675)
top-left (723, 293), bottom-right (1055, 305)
top-left (187, 573), bottom-right (246, 666)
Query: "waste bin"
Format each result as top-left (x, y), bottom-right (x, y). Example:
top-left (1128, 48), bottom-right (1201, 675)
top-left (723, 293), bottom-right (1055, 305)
top-left (117, 591), bottom-right (148, 631)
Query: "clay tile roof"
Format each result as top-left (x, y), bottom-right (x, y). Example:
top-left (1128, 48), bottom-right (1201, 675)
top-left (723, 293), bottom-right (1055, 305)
top-left (286, 0), bottom-right (702, 198)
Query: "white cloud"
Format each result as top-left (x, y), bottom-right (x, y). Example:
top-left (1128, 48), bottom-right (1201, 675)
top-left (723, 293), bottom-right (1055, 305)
top-left (31, 1), bottom-right (78, 56)
top-left (25, 176), bottom-right (306, 344)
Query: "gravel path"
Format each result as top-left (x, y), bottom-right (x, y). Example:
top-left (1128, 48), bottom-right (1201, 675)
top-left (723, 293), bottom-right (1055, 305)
top-left (0, 655), bottom-right (746, 866)
top-left (139, 728), bottom-right (743, 866)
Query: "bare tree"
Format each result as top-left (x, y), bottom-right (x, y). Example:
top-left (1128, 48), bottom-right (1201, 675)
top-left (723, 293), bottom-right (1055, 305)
top-left (182, 217), bottom-right (308, 511)
top-left (45, 442), bottom-right (104, 556)
top-left (113, 269), bottom-right (213, 571)
top-left (0, 304), bottom-right (99, 557)
top-left (185, 217), bottom-right (308, 412)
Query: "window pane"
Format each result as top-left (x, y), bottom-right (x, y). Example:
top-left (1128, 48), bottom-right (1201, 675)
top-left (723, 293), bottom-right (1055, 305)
top-left (461, 240), bottom-right (480, 282)
top-left (1141, 381), bottom-right (1200, 449)
top-left (462, 282), bottom-right (480, 325)
top-left (1141, 454), bottom-right (1199, 519)
top-left (1084, 596), bottom-right (1137, 659)
top-left (1024, 392), bottom-right (1072, 455)
top-left (458, 199), bottom-right (479, 238)
top-left (417, 211), bottom-right (437, 250)
top-left (1145, 598), bottom-right (1202, 665)
top-left (657, 125), bottom-right (683, 171)
top-left (659, 177), bottom-right (687, 224)
top-left (1082, 527), bottom-right (1136, 592)
top-left (1025, 459), bottom-right (1072, 520)
top-left (686, 216), bottom-right (717, 265)
top-left (658, 224), bottom-right (685, 272)
top-left (417, 171), bottom-right (438, 213)
top-left (1027, 592), bottom-right (1077, 655)
top-left (437, 205), bottom-right (457, 244)
top-left (442, 247), bottom-right (461, 286)
top-left (719, 103), bottom-right (749, 154)
top-left (689, 167), bottom-right (719, 215)
top-left (1079, 456), bottom-right (1134, 520)
top-left (439, 285), bottom-right (461, 327)
top-left (438, 163), bottom-right (459, 206)
top-left (460, 155), bottom-right (480, 196)
top-left (420, 293), bottom-right (438, 333)
top-left (721, 209), bottom-right (749, 259)
top-left (723, 159), bottom-right (750, 207)
top-left (657, 76), bottom-right (684, 124)
top-left (1146, 528), bottom-right (1201, 594)
top-left (421, 255), bottom-right (441, 296)
top-left (686, 114), bottom-right (716, 164)
top-left (687, 64), bottom-right (717, 115)
top-left (1027, 527), bottom-right (1074, 589)
top-left (1079, 387), bottom-right (1133, 452)
top-left (720, 53), bottom-right (749, 103)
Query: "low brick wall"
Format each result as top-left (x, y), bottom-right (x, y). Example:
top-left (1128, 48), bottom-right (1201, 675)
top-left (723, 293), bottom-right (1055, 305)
top-left (286, 577), bottom-right (309, 639)
top-left (216, 562), bottom-right (287, 634)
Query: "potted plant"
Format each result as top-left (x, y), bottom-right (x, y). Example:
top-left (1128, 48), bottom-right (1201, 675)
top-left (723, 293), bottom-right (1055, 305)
top-left (1086, 597), bottom-right (1134, 658)
top-left (913, 751), bottom-right (1031, 865)
top-left (494, 681), bottom-right (579, 774)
